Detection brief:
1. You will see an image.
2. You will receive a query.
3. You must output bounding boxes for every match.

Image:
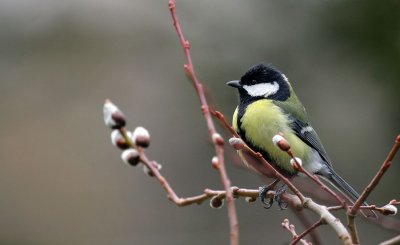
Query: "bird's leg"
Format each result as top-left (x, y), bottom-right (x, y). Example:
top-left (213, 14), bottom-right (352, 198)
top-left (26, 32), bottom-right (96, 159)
top-left (274, 184), bottom-right (288, 210)
top-left (259, 179), bottom-right (280, 209)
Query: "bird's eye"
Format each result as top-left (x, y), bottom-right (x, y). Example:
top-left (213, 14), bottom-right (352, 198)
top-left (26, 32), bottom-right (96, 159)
top-left (251, 80), bottom-right (256, 84)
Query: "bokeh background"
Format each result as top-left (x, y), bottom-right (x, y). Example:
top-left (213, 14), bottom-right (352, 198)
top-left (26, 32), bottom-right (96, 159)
top-left (0, 0), bottom-right (399, 244)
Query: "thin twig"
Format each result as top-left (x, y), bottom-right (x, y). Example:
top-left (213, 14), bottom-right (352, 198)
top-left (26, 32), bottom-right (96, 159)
top-left (290, 219), bottom-right (324, 245)
top-left (282, 219), bottom-right (311, 245)
top-left (329, 199), bottom-right (399, 215)
top-left (210, 109), bottom-right (240, 137)
top-left (347, 134), bottom-right (400, 244)
top-left (380, 234), bottom-right (400, 245)
top-left (286, 144), bottom-right (347, 208)
top-left (240, 142), bottom-right (306, 203)
top-left (167, 2), bottom-right (239, 244)
top-left (292, 210), bottom-right (323, 245)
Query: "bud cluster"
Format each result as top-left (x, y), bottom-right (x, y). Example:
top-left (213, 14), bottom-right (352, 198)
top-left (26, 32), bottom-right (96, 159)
top-left (103, 100), bottom-right (152, 170)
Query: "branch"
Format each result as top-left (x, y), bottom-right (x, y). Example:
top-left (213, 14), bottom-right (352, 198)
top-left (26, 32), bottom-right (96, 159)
top-left (380, 234), bottom-right (400, 245)
top-left (282, 219), bottom-right (311, 245)
top-left (167, 1), bottom-right (239, 244)
top-left (303, 197), bottom-right (352, 244)
top-left (292, 210), bottom-right (323, 245)
top-left (229, 137), bottom-right (305, 203)
top-left (347, 134), bottom-right (400, 244)
top-left (287, 150), bottom-right (347, 208)
top-left (329, 199), bottom-right (399, 216)
top-left (291, 219), bottom-right (323, 245)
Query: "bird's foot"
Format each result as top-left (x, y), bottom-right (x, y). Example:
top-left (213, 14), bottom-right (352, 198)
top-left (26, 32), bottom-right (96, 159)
top-left (259, 186), bottom-right (274, 209)
top-left (259, 179), bottom-right (280, 209)
top-left (274, 184), bottom-right (288, 210)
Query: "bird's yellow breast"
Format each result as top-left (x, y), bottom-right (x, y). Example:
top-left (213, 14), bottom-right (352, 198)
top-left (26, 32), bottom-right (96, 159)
top-left (233, 99), bottom-right (310, 173)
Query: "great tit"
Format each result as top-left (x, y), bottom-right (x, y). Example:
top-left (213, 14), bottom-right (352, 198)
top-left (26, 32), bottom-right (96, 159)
top-left (227, 63), bottom-right (373, 215)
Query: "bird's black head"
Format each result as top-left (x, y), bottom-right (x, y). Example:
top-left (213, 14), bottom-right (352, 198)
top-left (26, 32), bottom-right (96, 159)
top-left (227, 63), bottom-right (290, 101)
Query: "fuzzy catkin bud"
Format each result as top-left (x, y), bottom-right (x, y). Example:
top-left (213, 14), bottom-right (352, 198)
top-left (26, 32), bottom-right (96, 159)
top-left (210, 196), bottom-right (224, 209)
top-left (272, 134), bottom-right (290, 151)
top-left (103, 100), bottom-right (126, 129)
top-left (211, 156), bottom-right (219, 169)
top-left (132, 126), bottom-right (150, 148)
top-left (290, 157), bottom-right (302, 170)
top-left (121, 149), bottom-right (140, 166)
top-left (212, 133), bottom-right (224, 146)
top-left (382, 204), bottom-right (397, 216)
top-left (111, 130), bottom-right (132, 149)
top-left (229, 137), bottom-right (245, 150)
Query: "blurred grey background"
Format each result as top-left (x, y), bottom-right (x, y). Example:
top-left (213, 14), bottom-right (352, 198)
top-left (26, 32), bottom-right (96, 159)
top-left (0, 0), bottom-right (399, 244)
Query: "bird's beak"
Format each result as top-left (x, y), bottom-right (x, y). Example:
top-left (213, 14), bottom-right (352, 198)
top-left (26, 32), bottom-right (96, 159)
top-left (226, 80), bottom-right (241, 88)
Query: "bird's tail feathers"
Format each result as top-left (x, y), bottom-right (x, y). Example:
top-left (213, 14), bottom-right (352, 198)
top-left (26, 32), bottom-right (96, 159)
top-left (325, 169), bottom-right (377, 218)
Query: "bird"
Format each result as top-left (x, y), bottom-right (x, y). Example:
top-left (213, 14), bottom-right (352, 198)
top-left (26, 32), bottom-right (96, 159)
top-left (227, 63), bottom-right (374, 216)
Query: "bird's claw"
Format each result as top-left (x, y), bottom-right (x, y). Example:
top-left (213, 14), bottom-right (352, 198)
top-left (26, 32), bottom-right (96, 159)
top-left (259, 185), bottom-right (274, 209)
top-left (274, 185), bottom-right (288, 210)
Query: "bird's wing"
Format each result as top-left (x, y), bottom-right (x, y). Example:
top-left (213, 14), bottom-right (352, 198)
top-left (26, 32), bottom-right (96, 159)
top-left (289, 118), bottom-right (332, 166)
top-left (273, 100), bottom-right (332, 165)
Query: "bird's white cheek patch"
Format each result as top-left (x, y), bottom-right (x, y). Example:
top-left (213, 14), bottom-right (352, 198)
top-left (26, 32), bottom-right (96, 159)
top-left (243, 82), bottom-right (279, 97)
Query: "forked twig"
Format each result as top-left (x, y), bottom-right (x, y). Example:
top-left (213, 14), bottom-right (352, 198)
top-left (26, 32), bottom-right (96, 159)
top-left (347, 135), bottom-right (400, 244)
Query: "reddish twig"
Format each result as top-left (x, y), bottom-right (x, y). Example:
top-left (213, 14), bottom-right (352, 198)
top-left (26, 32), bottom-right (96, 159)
top-left (276, 137), bottom-right (347, 208)
top-left (119, 127), bottom-right (267, 207)
top-left (291, 219), bottom-right (324, 245)
top-left (210, 109), bottom-right (240, 137)
top-left (329, 199), bottom-right (399, 215)
top-left (167, 2), bottom-right (238, 244)
top-left (234, 139), bottom-right (306, 203)
top-left (282, 219), bottom-right (311, 245)
top-left (292, 210), bottom-right (323, 245)
top-left (292, 220), bottom-right (323, 245)
top-left (347, 134), bottom-right (400, 244)
top-left (293, 157), bottom-right (346, 206)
